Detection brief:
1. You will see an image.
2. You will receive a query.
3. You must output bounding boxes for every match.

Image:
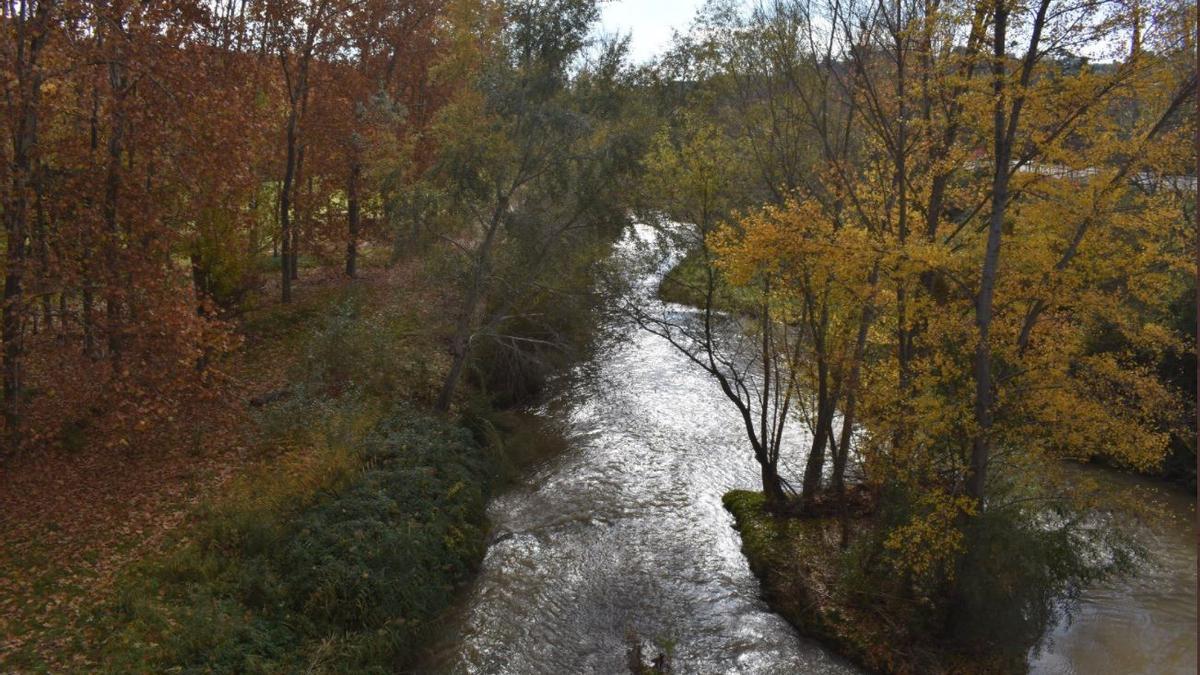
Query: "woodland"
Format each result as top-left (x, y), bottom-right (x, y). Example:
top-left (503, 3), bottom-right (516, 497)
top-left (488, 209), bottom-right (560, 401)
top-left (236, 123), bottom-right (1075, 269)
top-left (0, 0), bottom-right (1195, 672)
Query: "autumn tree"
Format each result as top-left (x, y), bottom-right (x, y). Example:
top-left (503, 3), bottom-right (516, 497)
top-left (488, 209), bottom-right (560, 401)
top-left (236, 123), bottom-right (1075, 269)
top-left (0, 0), bottom-right (53, 453)
top-left (652, 0), bottom-right (1195, 658)
top-left (634, 117), bottom-right (809, 506)
top-left (260, 0), bottom-right (346, 302)
top-left (425, 0), bottom-right (640, 411)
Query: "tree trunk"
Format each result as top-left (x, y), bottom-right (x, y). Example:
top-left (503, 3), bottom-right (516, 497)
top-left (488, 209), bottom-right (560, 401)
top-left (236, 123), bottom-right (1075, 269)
top-left (279, 105), bottom-right (297, 303)
top-left (802, 350), bottom-right (831, 502)
top-left (832, 294), bottom-right (875, 494)
top-left (82, 267), bottom-right (96, 359)
top-left (967, 0), bottom-right (1011, 506)
top-left (290, 144), bottom-right (305, 282)
top-left (104, 58), bottom-right (127, 366)
top-left (34, 164), bottom-right (51, 332)
top-left (346, 161), bottom-right (360, 278)
top-left (290, 218), bottom-right (300, 280)
top-left (2, 0), bottom-right (49, 455)
top-left (3, 178), bottom-right (29, 453)
top-left (761, 460), bottom-right (787, 508)
top-left (57, 291), bottom-right (67, 345)
top-left (435, 200), bottom-right (507, 412)
top-left (436, 335), bottom-right (470, 412)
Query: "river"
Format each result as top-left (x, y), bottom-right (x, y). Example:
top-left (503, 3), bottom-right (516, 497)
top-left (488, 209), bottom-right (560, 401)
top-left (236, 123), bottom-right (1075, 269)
top-left (422, 228), bottom-right (1196, 674)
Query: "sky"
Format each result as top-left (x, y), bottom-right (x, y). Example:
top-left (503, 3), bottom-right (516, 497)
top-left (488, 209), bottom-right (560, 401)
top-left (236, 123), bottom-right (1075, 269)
top-left (594, 0), bottom-right (1125, 64)
top-left (596, 0), bottom-right (707, 64)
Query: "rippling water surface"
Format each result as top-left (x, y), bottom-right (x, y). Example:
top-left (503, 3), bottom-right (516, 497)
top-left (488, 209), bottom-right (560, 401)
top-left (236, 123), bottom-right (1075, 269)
top-left (1030, 468), bottom-right (1196, 675)
top-left (424, 229), bottom-right (1196, 674)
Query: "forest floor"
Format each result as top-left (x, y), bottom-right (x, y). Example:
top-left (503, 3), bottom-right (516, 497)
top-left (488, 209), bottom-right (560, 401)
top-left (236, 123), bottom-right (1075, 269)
top-left (0, 257), bottom-right (457, 671)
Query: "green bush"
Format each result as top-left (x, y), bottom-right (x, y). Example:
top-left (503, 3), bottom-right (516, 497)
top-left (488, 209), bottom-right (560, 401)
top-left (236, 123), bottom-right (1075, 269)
top-left (293, 293), bottom-right (444, 405)
top-left (100, 404), bottom-right (498, 674)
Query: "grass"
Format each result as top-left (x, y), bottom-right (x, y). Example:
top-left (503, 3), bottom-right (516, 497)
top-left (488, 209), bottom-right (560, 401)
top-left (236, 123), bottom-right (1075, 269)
top-left (82, 266), bottom-right (499, 673)
top-left (97, 403), bottom-right (499, 674)
top-left (657, 248), bottom-right (759, 313)
top-left (0, 258), bottom-right (516, 673)
top-left (723, 491), bottom-right (1013, 675)
top-left (657, 249), bottom-right (714, 307)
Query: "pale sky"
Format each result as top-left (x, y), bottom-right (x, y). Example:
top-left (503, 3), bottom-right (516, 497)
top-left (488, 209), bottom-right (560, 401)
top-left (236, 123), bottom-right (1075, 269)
top-left (595, 0), bottom-right (1124, 64)
top-left (597, 0), bottom-right (708, 64)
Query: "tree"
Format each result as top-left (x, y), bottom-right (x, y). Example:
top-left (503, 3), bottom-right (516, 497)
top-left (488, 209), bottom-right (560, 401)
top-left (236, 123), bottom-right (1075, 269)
top-left (653, 0), bottom-right (1195, 656)
top-left (261, 0), bottom-right (345, 302)
top-left (425, 0), bottom-right (636, 411)
top-left (1, 0), bottom-right (53, 453)
top-left (635, 118), bottom-right (808, 506)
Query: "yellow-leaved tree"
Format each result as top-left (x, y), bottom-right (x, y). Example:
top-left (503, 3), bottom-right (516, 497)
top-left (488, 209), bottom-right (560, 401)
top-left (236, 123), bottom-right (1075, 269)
top-left (678, 0), bottom-right (1195, 662)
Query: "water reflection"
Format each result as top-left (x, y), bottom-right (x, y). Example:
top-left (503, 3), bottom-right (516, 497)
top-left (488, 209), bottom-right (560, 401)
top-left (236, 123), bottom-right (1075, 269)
top-left (424, 324), bottom-right (857, 674)
top-left (1030, 469), bottom-right (1196, 675)
top-left (424, 227), bottom-right (1196, 674)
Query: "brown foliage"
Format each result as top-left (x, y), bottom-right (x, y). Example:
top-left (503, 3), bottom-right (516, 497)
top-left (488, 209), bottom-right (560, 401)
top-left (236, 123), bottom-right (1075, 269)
top-left (0, 0), bottom-right (450, 457)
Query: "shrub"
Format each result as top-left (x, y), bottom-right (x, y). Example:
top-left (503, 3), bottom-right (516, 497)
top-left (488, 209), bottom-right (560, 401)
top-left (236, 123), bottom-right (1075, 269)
top-left (100, 404), bottom-right (498, 673)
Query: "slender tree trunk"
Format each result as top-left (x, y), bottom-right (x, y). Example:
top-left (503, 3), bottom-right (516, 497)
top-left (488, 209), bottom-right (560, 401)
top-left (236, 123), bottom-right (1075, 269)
top-left (279, 105), bottom-right (297, 303)
top-left (82, 259), bottom-right (96, 358)
top-left (2, 0), bottom-right (48, 455)
top-left (293, 172), bottom-right (310, 283)
top-left (3, 150), bottom-right (30, 453)
top-left (761, 460), bottom-right (787, 507)
top-left (34, 164), bottom-right (51, 332)
top-left (832, 274), bottom-right (877, 494)
top-left (82, 81), bottom-right (99, 358)
top-left (346, 161), bottom-right (360, 278)
top-left (435, 200), bottom-right (507, 411)
top-left (278, 23), bottom-right (315, 302)
top-left (802, 359), bottom-right (832, 503)
top-left (895, 0), bottom-right (911, 397)
top-left (57, 291), bottom-right (67, 345)
top-left (437, 334), bottom-right (471, 412)
top-left (104, 57), bottom-right (127, 366)
top-left (290, 143), bottom-right (305, 282)
top-left (289, 70), bottom-right (311, 284)
top-left (967, 0), bottom-right (1011, 505)
top-left (802, 297), bottom-right (833, 503)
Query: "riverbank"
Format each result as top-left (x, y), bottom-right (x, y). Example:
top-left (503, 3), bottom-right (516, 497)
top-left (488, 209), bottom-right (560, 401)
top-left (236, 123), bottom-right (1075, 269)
top-left (657, 249), bottom-right (710, 307)
top-left (723, 491), bottom-right (1017, 675)
top-left (0, 256), bottom-right (565, 672)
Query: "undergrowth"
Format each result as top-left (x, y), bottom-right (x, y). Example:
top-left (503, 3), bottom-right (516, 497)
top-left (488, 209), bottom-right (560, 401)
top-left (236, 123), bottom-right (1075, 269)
top-left (87, 285), bottom-right (509, 673)
top-left (98, 404), bottom-right (496, 674)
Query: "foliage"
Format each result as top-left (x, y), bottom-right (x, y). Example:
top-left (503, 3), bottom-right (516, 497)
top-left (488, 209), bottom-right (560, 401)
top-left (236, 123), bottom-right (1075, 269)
top-left (414, 0), bottom-right (645, 410)
top-left (99, 402), bottom-right (497, 674)
top-left (643, 0), bottom-right (1195, 666)
top-left (0, 0), bottom-right (451, 454)
top-left (726, 488), bottom-right (1138, 673)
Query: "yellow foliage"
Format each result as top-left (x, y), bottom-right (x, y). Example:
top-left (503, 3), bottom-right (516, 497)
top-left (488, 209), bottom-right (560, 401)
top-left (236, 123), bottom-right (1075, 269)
top-left (884, 490), bottom-right (977, 580)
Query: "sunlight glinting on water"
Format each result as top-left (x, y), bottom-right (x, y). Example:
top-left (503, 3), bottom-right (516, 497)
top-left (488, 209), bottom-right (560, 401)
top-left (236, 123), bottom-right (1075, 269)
top-left (426, 224), bottom-right (1196, 675)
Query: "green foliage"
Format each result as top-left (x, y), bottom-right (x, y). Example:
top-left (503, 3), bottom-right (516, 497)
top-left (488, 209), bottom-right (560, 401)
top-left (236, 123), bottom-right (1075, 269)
top-left (655, 248), bottom-right (752, 311)
top-left (100, 404), bottom-right (497, 674)
top-left (726, 487), bottom-right (1139, 673)
top-left (949, 505), bottom-right (1139, 662)
top-left (293, 294), bottom-right (443, 405)
top-left (467, 251), bottom-right (612, 407)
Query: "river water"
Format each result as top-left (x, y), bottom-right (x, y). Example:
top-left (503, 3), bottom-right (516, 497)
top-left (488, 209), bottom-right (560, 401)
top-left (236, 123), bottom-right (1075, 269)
top-left (423, 229), bottom-right (1196, 674)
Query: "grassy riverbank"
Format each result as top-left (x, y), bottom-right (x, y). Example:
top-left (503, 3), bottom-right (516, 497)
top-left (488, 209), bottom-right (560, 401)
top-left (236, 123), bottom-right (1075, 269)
top-left (0, 258), bottom-right (564, 672)
top-left (657, 250), bottom-right (710, 307)
top-left (723, 491), bottom-right (1017, 675)
top-left (98, 403), bottom-right (502, 673)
